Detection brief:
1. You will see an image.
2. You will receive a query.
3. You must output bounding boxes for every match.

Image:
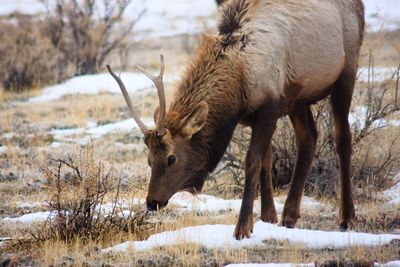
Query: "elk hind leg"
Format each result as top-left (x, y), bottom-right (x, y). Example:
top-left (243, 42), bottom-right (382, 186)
top-left (330, 69), bottom-right (356, 230)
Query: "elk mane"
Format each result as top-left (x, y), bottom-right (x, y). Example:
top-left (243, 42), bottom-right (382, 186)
top-left (218, 0), bottom-right (251, 50)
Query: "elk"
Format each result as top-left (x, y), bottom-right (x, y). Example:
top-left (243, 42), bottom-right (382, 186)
top-left (107, 0), bottom-right (365, 240)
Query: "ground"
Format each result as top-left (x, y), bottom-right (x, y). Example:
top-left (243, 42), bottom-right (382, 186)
top-left (0, 1), bottom-right (400, 266)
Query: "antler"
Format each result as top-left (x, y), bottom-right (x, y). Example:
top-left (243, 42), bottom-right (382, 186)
top-left (106, 65), bottom-right (149, 135)
top-left (135, 55), bottom-right (167, 136)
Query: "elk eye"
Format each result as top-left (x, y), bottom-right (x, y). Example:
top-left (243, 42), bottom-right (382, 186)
top-left (167, 155), bottom-right (176, 166)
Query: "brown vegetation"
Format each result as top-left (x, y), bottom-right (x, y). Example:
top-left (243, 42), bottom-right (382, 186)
top-left (0, 0), bottom-right (142, 92)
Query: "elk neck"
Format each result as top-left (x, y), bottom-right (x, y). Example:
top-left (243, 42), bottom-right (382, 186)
top-left (166, 35), bottom-right (248, 176)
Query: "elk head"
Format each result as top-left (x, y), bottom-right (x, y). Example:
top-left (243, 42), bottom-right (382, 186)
top-left (107, 55), bottom-right (209, 211)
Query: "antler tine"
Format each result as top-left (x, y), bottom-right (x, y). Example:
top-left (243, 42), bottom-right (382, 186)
top-left (106, 65), bottom-right (149, 135)
top-left (136, 55), bottom-right (166, 135)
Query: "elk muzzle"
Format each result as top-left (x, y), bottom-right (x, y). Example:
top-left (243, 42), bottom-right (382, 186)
top-left (146, 197), bottom-right (168, 211)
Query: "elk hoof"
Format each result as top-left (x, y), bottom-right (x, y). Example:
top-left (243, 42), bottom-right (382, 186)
top-left (281, 209), bottom-right (300, 228)
top-left (261, 209), bottom-right (278, 224)
top-left (339, 208), bottom-right (355, 231)
top-left (234, 218), bottom-right (253, 240)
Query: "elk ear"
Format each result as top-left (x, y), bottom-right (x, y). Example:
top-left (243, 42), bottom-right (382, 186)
top-left (181, 101), bottom-right (209, 139)
top-left (153, 106), bottom-right (160, 125)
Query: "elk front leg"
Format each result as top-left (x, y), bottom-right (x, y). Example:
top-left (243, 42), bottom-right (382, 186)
top-left (330, 68), bottom-right (357, 230)
top-left (282, 105), bottom-right (317, 228)
top-left (260, 145), bottom-right (278, 223)
top-left (234, 104), bottom-right (278, 240)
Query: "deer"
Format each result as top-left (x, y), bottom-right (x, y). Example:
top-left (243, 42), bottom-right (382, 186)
top-left (107, 0), bottom-right (365, 240)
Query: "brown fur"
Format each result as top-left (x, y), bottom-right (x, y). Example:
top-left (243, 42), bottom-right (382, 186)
top-left (142, 0), bottom-right (365, 239)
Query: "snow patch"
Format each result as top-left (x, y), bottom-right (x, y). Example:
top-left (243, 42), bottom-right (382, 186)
top-left (169, 192), bottom-right (328, 215)
top-left (4, 200), bottom-right (144, 224)
top-left (0, 146), bottom-right (8, 155)
top-left (364, 0), bottom-right (400, 32)
top-left (375, 261), bottom-right (400, 267)
top-left (349, 106), bottom-right (400, 129)
top-left (103, 221), bottom-right (400, 252)
top-left (384, 173), bottom-right (400, 206)
top-left (357, 67), bottom-right (399, 83)
top-left (2, 211), bottom-right (51, 223)
top-left (225, 264), bottom-right (313, 267)
top-left (86, 118), bottom-right (154, 138)
top-left (50, 118), bottom-right (155, 144)
top-left (0, 0), bottom-right (45, 15)
top-left (132, 0), bottom-right (217, 38)
top-left (29, 72), bottom-right (179, 103)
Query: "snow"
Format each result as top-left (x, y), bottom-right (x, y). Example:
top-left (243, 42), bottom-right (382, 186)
top-left (3, 200), bottom-right (143, 224)
top-left (0, 146), bottom-right (7, 155)
top-left (0, 0), bottom-right (45, 15)
top-left (349, 106), bottom-right (400, 130)
top-left (51, 127), bottom-right (85, 138)
top-left (131, 0), bottom-right (217, 39)
top-left (86, 118), bottom-right (154, 138)
top-left (103, 220), bottom-right (400, 253)
top-left (364, 0), bottom-right (400, 32)
top-left (168, 192), bottom-right (328, 215)
top-left (375, 262), bottom-right (400, 267)
top-left (50, 118), bottom-right (155, 144)
top-left (357, 67), bottom-right (399, 83)
top-left (2, 211), bottom-right (51, 223)
top-left (29, 72), bottom-right (179, 103)
top-left (225, 264), bottom-right (313, 267)
top-left (384, 173), bottom-right (400, 206)
top-left (169, 192), bottom-right (244, 213)
top-left (4, 193), bottom-right (326, 226)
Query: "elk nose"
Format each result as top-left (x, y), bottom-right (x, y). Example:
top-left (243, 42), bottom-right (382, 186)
top-left (146, 200), bottom-right (159, 211)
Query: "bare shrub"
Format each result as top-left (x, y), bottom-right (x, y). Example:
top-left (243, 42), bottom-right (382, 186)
top-left (40, 0), bottom-right (144, 76)
top-left (32, 144), bottom-right (150, 242)
top-left (0, 1), bottom-right (143, 92)
top-left (0, 14), bottom-right (58, 92)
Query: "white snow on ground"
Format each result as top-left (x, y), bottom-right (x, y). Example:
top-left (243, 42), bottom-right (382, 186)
top-left (348, 106), bottom-right (400, 129)
top-left (131, 0), bottom-right (217, 39)
top-left (3, 200), bottom-right (145, 224)
top-left (2, 211), bottom-right (51, 223)
top-left (29, 72), bottom-right (179, 103)
top-left (50, 118), bottom-right (155, 145)
top-left (363, 0), bottom-right (400, 32)
top-left (376, 262), bottom-right (400, 267)
top-left (0, 146), bottom-right (7, 155)
top-left (357, 67), bottom-right (399, 83)
top-left (4, 194), bottom-right (326, 225)
top-left (103, 221), bottom-right (400, 252)
top-left (169, 192), bottom-right (327, 215)
top-left (169, 192), bottom-right (243, 213)
top-left (86, 118), bottom-right (154, 138)
top-left (0, 0), bottom-right (45, 15)
top-left (384, 173), bottom-right (400, 206)
top-left (0, 0), bottom-right (217, 38)
top-left (225, 264), bottom-right (313, 267)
